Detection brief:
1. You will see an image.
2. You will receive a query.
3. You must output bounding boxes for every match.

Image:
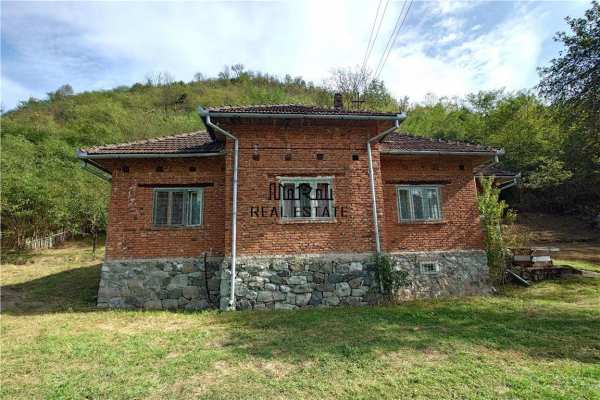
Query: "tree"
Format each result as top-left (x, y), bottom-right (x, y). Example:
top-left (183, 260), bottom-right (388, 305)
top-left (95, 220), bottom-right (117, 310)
top-left (538, 1), bottom-right (600, 183)
top-left (538, 2), bottom-right (600, 108)
top-left (47, 84), bottom-right (74, 101)
top-left (327, 66), bottom-right (372, 103)
top-left (145, 71), bottom-right (174, 87)
top-left (327, 66), bottom-right (398, 110)
top-left (217, 65), bottom-right (231, 80)
top-left (231, 64), bottom-right (245, 79)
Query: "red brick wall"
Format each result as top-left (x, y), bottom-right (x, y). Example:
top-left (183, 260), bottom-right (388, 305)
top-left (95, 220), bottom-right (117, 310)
top-left (379, 155), bottom-right (485, 252)
top-left (96, 119), bottom-right (486, 260)
top-left (217, 118), bottom-right (391, 255)
top-left (99, 157), bottom-right (226, 260)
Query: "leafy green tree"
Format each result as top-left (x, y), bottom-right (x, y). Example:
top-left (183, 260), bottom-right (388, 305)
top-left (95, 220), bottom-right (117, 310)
top-left (538, 1), bottom-right (600, 184)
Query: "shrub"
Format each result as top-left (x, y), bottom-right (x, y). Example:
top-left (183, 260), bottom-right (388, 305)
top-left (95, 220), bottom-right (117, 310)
top-left (477, 177), bottom-right (510, 283)
top-left (373, 253), bottom-right (410, 298)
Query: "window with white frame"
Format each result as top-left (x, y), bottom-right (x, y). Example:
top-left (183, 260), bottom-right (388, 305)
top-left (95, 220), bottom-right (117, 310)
top-left (396, 185), bottom-right (442, 222)
top-left (278, 177), bottom-right (334, 220)
top-left (153, 188), bottom-right (203, 226)
top-left (419, 261), bottom-right (440, 274)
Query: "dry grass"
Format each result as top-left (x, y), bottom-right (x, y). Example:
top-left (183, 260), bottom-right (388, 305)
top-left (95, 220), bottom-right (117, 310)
top-left (508, 212), bottom-right (600, 265)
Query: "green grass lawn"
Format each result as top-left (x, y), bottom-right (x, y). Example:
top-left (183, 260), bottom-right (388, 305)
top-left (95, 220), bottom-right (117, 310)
top-left (555, 259), bottom-right (600, 273)
top-left (2, 242), bottom-right (600, 399)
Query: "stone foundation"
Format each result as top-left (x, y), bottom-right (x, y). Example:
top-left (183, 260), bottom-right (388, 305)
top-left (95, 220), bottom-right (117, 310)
top-left (389, 250), bottom-right (490, 300)
top-left (97, 258), bottom-right (222, 310)
top-left (219, 250), bottom-right (489, 311)
top-left (97, 250), bottom-right (488, 310)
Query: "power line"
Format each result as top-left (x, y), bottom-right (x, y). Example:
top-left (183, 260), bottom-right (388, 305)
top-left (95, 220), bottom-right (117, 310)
top-left (359, 0), bottom-right (382, 75)
top-left (373, 0), bottom-right (406, 78)
top-left (373, 0), bottom-right (413, 82)
top-left (360, 0), bottom-right (390, 76)
top-left (373, 0), bottom-right (412, 80)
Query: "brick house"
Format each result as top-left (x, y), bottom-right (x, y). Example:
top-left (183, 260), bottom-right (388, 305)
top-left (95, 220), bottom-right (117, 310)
top-left (78, 102), bottom-right (502, 311)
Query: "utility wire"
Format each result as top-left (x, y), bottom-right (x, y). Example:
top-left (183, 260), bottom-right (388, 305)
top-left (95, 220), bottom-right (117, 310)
top-left (359, 0), bottom-right (382, 74)
top-left (373, 0), bottom-right (406, 79)
top-left (373, 0), bottom-right (412, 80)
top-left (358, 0), bottom-right (391, 99)
top-left (360, 0), bottom-right (389, 75)
top-left (373, 0), bottom-right (413, 82)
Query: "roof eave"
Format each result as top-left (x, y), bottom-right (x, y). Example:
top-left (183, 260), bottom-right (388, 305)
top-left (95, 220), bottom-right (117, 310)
top-left (380, 149), bottom-right (501, 156)
top-left (76, 149), bottom-right (226, 159)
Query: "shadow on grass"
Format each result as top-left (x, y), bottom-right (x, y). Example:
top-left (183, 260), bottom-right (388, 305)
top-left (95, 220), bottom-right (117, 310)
top-left (218, 279), bottom-right (600, 365)
top-left (1, 264), bottom-right (102, 315)
top-left (2, 262), bottom-right (599, 365)
top-left (2, 248), bottom-right (37, 265)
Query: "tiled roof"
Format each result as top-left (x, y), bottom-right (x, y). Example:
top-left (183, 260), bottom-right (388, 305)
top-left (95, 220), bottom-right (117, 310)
top-left (474, 164), bottom-right (519, 177)
top-left (81, 131), bottom-right (223, 155)
top-left (381, 133), bottom-right (500, 154)
top-left (79, 130), bottom-right (500, 157)
top-left (205, 104), bottom-right (400, 117)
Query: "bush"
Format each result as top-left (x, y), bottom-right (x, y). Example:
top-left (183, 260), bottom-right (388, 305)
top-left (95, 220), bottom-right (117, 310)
top-left (477, 177), bottom-right (509, 283)
top-left (373, 253), bottom-right (410, 298)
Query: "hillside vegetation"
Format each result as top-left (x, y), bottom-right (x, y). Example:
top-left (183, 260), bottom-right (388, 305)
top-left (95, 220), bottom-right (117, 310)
top-left (1, 3), bottom-right (599, 246)
top-left (0, 74), bottom-right (359, 246)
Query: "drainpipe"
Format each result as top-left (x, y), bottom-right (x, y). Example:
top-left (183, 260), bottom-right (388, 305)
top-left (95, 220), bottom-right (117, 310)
top-left (498, 173), bottom-right (521, 191)
top-left (367, 114), bottom-right (406, 254)
top-left (198, 111), bottom-right (239, 310)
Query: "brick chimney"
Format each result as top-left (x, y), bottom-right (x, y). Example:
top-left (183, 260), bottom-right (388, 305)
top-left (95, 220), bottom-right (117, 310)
top-left (333, 93), bottom-right (343, 110)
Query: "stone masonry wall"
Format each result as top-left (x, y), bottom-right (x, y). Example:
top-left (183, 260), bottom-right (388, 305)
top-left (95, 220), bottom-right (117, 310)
top-left (219, 250), bottom-right (489, 311)
top-left (97, 257), bottom-right (222, 310)
top-left (389, 250), bottom-right (490, 300)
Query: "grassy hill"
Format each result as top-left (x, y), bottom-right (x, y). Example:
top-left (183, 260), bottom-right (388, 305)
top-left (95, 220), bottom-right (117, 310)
top-left (0, 74), bottom-right (399, 245)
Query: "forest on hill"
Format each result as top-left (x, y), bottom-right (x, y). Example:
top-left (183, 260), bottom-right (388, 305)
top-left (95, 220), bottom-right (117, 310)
top-left (2, 2), bottom-right (598, 247)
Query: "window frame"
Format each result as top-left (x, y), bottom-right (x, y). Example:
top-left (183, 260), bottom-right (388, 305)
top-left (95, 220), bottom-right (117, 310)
top-left (396, 185), bottom-right (443, 223)
top-left (419, 261), bottom-right (440, 275)
top-left (277, 176), bottom-right (335, 222)
top-left (152, 187), bottom-right (204, 227)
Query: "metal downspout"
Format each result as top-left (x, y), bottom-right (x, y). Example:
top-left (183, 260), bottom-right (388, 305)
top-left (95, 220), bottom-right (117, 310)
top-left (367, 115), bottom-right (405, 254)
top-left (201, 113), bottom-right (239, 310)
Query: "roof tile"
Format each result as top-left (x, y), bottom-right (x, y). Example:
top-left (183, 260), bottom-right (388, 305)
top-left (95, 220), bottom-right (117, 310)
top-left (82, 131), bottom-right (223, 155)
top-left (381, 133), bottom-right (499, 154)
top-left (206, 104), bottom-right (399, 117)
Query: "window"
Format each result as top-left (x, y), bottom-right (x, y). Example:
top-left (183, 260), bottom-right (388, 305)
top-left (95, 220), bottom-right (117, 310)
top-left (396, 185), bottom-right (442, 222)
top-left (278, 177), bottom-right (334, 220)
top-left (152, 188), bottom-right (203, 226)
top-left (419, 261), bottom-right (440, 274)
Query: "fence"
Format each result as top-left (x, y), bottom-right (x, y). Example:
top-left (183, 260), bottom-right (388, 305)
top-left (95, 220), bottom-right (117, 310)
top-left (24, 231), bottom-right (69, 250)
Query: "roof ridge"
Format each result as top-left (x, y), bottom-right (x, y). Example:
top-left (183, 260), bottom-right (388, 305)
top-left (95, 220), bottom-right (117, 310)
top-left (84, 130), bottom-right (209, 152)
top-left (206, 104), bottom-right (399, 115)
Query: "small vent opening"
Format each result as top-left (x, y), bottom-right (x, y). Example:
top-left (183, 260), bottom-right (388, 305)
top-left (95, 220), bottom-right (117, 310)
top-left (419, 262), bottom-right (440, 275)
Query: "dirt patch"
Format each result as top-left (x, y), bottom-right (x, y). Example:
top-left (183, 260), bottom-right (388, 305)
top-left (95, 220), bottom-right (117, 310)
top-left (380, 348), bottom-right (449, 367)
top-left (510, 212), bottom-right (600, 263)
top-left (164, 359), bottom-right (297, 399)
top-left (550, 242), bottom-right (600, 264)
top-left (516, 213), bottom-right (598, 243)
